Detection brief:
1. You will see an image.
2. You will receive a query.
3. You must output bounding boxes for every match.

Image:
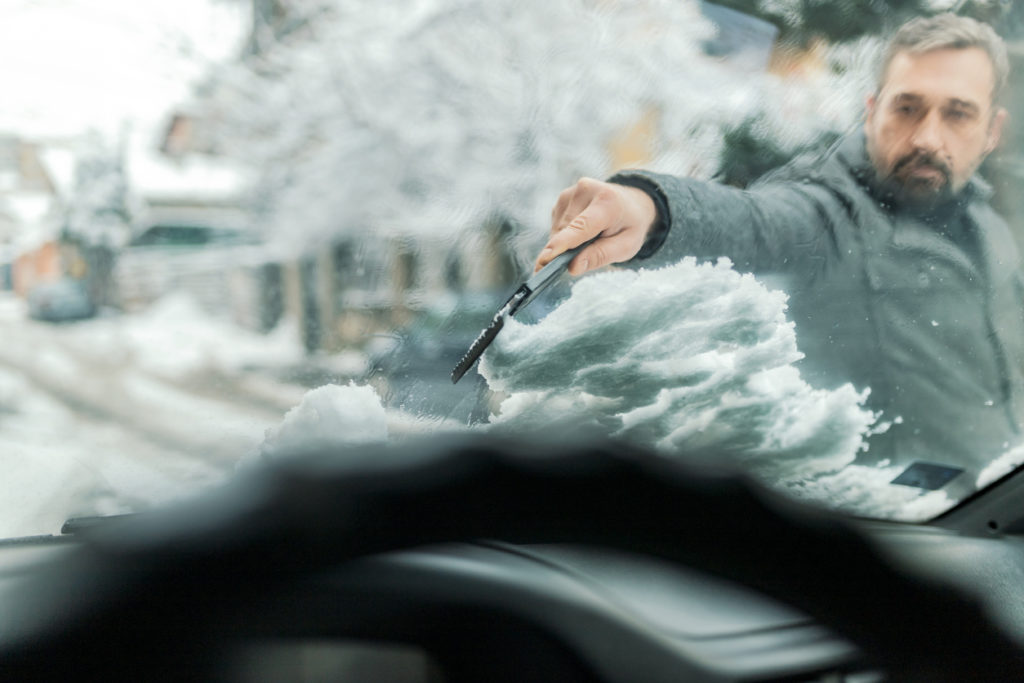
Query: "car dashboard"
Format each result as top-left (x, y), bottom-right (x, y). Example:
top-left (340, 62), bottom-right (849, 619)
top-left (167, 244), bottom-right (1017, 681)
top-left (0, 530), bottom-right (931, 682)
top-left (3, 435), bottom-right (1024, 682)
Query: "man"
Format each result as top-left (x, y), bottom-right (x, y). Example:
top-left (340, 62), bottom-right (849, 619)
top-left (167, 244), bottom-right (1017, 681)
top-left (535, 13), bottom-right (1020, 482)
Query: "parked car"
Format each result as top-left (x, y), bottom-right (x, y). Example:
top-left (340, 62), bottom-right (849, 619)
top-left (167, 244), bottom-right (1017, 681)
top-left (26, 278), bottom-right (95, 322)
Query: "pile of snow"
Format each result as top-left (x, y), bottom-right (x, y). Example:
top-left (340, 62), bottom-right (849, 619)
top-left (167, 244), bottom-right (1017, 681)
top-left (0, 261), bottom-right (961, 529)
top-left (480, 259), bottom-right (875, 471)
top-left (250, 383), bottom-right (388, 464)
top-left (796, 462), bottom-right (953, 523)
top-left (472, 258), bottom-right (947, 520)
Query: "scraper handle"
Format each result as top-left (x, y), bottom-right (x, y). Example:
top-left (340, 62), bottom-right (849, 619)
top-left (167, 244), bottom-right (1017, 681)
top-left (518, 239), bottom-right (594, 310)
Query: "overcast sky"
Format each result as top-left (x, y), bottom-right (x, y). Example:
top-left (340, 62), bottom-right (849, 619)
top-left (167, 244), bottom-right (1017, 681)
top-left (0, 0), bottom-right (247, 139)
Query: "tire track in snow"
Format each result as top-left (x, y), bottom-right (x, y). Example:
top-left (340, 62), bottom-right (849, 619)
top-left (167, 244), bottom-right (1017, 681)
top-left (0, 315), bottom-right (288, 470)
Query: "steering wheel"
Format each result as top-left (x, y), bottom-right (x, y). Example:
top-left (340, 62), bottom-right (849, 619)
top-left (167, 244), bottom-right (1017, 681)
top-left (0, 434), bottom-right (1021, 681)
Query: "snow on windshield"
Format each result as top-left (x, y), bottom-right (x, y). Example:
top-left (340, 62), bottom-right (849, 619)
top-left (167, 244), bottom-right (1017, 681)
top-left (479, 259), bottom-right (872, 468)
top-left (478, 258), bottom-right (952, 521)
top-left (238, 257), bottom-right (953, 522)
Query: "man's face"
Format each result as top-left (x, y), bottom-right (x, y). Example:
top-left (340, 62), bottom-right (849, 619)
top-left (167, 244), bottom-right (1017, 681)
top-left (864, 46), bottom-right (1007, 210)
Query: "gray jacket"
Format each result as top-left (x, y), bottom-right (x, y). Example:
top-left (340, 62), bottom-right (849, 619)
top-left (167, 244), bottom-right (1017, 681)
top-left (616, 130), bottom-right (1024, 479)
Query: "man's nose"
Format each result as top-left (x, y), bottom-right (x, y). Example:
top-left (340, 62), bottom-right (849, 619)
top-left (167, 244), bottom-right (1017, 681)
top-left (911, 110), bottom-right (944, 153)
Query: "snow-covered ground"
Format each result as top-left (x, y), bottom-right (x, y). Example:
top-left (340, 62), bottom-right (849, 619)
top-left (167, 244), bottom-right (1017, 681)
top-left (0, 293), bottom-right (311, 537)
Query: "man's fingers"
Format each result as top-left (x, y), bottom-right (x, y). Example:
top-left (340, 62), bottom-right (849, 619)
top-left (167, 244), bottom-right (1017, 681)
top-left (536, 180), bottom-right (622, 271)
top-left (550, 185), bottom-right (577, 229)
top-left (536, 213), bottom-right (601, 271)
top-left (550, 178), bottom-right (597, 237)
top-left (567, 235), bottom-right (637, 276)
top-left (536, 177), bottom-right (656, 274)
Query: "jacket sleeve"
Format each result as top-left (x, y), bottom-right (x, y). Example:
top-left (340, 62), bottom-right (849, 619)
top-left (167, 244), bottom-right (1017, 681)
top-left (609, 169), bottom-right (843, 278)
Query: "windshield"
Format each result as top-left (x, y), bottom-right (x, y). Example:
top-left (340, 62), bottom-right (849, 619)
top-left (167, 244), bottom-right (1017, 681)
top-left (2, 0), bottom-right (1023, 537)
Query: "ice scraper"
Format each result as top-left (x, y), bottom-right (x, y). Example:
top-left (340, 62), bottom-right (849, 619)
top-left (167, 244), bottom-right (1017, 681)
top-left (451, 241), bottom-right (591, 384)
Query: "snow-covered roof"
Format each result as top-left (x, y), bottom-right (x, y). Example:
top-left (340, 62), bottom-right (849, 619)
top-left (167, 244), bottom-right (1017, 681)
top-left (36, 147), bottom-right (77, 199)
top-left (6, 193), bottom-right (53, 226)
top-left (5, 192), bottom-right (61, 253)
top-left (130, 150), bottom-right (252, 204)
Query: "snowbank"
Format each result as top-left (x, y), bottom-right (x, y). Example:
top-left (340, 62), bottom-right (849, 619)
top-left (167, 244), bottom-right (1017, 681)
top-left (251, 383), bottom-right (388, 464)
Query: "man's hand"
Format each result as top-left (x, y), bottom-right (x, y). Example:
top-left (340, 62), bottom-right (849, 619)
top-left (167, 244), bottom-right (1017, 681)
top-left (534, 177), bottom-right (658, 275)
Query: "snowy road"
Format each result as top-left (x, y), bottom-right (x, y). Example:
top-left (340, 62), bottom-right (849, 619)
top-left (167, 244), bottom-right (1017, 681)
top-left (0, 293), bottom-right (308, 538)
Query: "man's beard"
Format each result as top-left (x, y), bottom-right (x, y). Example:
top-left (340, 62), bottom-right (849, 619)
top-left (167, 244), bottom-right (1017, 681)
top-left (876, 150), bottom-right (955, 212)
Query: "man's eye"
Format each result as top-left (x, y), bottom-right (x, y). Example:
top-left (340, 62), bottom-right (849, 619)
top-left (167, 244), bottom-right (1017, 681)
top-left (895, 105), bottom-right (917, 116)
top-left (946, 109), bottom-right (970, 121)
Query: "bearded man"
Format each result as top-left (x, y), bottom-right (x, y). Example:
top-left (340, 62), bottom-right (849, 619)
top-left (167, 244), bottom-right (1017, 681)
top-left (535, 13), bottom-right (1019, 485)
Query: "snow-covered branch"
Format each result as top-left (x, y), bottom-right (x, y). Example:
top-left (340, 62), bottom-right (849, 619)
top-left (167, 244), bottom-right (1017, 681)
top-left (200, 0), bottom-right (872, 252)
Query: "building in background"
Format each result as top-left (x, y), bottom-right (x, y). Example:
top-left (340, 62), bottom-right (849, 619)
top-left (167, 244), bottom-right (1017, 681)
top-left (0, 135), bottom-right (72, 298)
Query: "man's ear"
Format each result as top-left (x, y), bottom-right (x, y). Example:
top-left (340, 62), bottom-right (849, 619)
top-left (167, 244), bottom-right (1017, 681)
top-left (864, 93), bottom-right (877, 125)
top-left (986, 106), bottom-right (1009, 154)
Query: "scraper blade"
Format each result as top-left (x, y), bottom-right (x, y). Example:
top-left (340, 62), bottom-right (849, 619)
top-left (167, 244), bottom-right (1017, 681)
top-left (451, 240), bottom-right (591, 384)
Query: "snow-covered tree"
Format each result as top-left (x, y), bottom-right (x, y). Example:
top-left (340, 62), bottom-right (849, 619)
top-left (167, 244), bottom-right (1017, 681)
top-left (65, 134), bottom-right (133, 243)
top-left (197, 0), bottom-right (873, 258)
top-left (61, 132), bottom-right (135, 307)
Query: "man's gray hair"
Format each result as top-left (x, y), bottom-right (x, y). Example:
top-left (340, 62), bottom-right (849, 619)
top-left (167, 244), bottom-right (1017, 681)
top-left (878, 13), bottom-right (1009, 103)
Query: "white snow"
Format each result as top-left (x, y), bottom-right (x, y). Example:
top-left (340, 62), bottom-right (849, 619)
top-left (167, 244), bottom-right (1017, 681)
top-left (250, 383), bottom-right (388, 464)
top-left (0, 291), bottom-right (307, 536)
top-left (475, 258), bottom-right (904, 517)
top-left (36, 147), bottom-right (78, 199)
top-left (977, 444), bottom-right (1024, 490)
top-left (785, 462), bottom-right (953, 523)
top-left (0, 366), bottom-right (227, 539)
top-left (0, 254), bottom-right (999, 535)
top-left (5, 193), bottom-right (59, 253)
top-left (245, 257), bottom-right (957, 521)
top-left (129, 153), bottom-right (251, 202)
